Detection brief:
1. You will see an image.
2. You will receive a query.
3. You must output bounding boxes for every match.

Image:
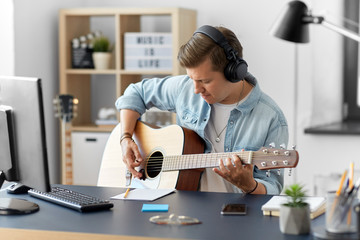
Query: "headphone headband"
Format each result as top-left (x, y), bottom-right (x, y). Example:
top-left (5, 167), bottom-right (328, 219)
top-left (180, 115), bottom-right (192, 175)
top-left (194, 25), bottom-right (237, 61)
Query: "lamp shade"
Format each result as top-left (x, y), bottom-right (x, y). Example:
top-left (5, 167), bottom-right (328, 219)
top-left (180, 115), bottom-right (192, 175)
top-left (270, 1), bottom-right (310, 43)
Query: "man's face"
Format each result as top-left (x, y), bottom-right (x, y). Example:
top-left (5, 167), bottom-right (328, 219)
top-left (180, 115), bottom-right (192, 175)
top-left (186, 58), bottom-right (236, 104)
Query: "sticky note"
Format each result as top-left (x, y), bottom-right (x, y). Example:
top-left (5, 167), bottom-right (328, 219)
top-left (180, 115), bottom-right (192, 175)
top-left (141, 204), bottom-right (169, 212)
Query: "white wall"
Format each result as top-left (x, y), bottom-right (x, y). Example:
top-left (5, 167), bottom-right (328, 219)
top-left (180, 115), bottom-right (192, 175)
top-left (6, 0), bottom-right (356, 195)
top-left (0, 0), bottom-right (14, 75)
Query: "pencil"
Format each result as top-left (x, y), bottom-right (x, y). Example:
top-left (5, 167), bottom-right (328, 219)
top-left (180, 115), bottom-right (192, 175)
top-left (349, 162), bottom-right (354, 189)
top-left (328, 170), bottom-right (348, 223)
top-left (346, 162), bottom-right (355, 226)
top-left (336, 170), bottom-right (348, 196)
top-left (124, 188), bottom-right (131, 198)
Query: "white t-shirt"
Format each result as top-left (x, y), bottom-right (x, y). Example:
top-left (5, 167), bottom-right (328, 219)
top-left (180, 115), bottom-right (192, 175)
top-left (200, 92), bottom-right (250, 192)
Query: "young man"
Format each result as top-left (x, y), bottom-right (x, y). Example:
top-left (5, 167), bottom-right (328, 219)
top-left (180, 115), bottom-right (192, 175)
top-left (116, 25), bottom-right (288, 194)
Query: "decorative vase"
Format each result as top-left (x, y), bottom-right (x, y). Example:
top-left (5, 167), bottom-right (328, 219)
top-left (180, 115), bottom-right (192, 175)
top-left (92, 52), bottom-right (111, 70)
top-left (279, 204), bottom-right (311, 235)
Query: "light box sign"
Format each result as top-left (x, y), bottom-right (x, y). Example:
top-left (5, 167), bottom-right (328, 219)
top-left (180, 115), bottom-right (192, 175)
top-left (124, 33), bottom-right (172, 70)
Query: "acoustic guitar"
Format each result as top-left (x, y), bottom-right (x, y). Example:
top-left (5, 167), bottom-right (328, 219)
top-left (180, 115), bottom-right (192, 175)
top-left (54, 94), bottom-right (77, 185)
top-left (97, 121), bottom-right (299, 191)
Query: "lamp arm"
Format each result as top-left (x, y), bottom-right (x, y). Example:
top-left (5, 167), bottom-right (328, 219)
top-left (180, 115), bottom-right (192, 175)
top-left (321, 20), bottom-right (360, 43)
top-left (304, 15), bottom-right (360, 43)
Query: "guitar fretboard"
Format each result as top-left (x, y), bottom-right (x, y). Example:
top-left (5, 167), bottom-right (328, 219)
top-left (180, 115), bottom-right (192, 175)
top-left (62, 121), bottom-right (73, 184)
top-left (162, 151), bottom-right (253, 171)
top-left (159, 147), bottom-right (295, 171)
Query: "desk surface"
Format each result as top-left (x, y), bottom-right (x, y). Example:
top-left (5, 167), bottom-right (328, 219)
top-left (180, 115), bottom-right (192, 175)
top-left (0, 184), bottom-right (325, 240)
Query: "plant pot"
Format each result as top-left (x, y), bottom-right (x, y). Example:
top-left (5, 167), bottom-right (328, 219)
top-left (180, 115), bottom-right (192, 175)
top-left (279, 204), bottom-right (310, 235)
top-left (92, 52), bottom-right (111, 70)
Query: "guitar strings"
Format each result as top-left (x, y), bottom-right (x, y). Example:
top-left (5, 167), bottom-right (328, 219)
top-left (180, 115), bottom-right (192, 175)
top-left (142, 152), bottom-right (294, 172)
top-left (143, 155), bottom-right (293, 162)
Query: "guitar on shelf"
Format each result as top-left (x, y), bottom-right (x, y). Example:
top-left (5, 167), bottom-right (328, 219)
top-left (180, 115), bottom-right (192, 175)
top-left (98, 121), bottom-right (299, 191)
top-left (53, 94), bottom-right (78, 185)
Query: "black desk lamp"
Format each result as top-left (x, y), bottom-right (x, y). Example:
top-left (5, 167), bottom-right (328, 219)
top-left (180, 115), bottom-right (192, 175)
top-left (270, 0), bottom-right (360, 43)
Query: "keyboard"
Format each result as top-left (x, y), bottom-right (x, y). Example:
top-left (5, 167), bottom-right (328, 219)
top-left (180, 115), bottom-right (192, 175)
top-left (28, 186), bottom-right (114, 212)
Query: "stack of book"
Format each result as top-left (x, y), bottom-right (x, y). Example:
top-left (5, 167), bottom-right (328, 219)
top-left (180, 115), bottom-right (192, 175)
top-left (261, 195), bottom-right (326, 219)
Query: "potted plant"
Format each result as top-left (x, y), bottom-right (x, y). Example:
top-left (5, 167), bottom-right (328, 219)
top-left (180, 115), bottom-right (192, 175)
top-left (92, 36), bottom-right (113, 69)
top-left (279, 184), bottom-right (310, 235)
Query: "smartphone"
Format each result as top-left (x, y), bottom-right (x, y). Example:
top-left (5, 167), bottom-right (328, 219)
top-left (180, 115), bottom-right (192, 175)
top-left (221, 203), bottom-right (247, 215)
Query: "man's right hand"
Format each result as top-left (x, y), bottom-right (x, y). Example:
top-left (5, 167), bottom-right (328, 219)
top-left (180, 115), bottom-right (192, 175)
top-left (120, 138), bottom-right (144, 179)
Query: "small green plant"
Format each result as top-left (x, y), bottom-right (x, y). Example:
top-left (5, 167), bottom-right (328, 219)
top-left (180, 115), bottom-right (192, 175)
top-left (283, 184), bottom-right (308, 208)
top-left (92, 36), bottom-right (112, 52)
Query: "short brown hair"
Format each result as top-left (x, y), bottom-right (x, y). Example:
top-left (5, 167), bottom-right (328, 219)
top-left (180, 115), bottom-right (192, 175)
top-left (177, 26), bottom-right (243, 72)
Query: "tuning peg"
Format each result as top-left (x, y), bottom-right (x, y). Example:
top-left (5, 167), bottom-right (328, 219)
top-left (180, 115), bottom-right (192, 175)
top-left (288, 168), bottom-right (292, 176)
top-left (291, 145), bottom-right (296, 150)
top-left (279, 143), bottom-right (286, 149)
top-left (277, 169), bottom-right (281, 176)
top-left (266, 170), bottom-right (271, 177)
top-left (269, 142), bottom-right (275, 148)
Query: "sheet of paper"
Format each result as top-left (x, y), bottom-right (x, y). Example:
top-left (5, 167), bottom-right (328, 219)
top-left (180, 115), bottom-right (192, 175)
top-left (111, 188), bottom-right (175, 201)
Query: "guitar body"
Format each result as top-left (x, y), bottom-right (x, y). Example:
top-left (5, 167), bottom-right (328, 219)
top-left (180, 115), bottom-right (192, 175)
top-left (98, 121), bottom-right (205, 190)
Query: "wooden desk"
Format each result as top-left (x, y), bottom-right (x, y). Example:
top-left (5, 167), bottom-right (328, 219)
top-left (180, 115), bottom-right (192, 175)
top-left (0, 184), bottom-right (324, 240)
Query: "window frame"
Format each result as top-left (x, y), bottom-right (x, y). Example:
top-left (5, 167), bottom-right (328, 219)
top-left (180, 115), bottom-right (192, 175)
top-left (344, 0), bottom-right (360, 120)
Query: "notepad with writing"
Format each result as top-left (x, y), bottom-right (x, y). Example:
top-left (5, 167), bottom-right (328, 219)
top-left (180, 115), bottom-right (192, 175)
top-left (261, 196), bottom-right (326, 219)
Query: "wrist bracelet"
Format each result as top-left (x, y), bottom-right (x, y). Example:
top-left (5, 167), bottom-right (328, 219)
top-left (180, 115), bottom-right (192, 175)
top-left (246, 180), bottom-right (258, 194)
top-left (120, 132), bottom-right (133, 144)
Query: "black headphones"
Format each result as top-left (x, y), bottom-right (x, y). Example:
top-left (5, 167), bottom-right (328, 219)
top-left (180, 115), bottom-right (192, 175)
top-left (193, 25), bottom-right (248, 83)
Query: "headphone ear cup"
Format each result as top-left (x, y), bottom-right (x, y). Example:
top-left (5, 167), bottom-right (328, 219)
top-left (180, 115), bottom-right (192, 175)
top-left (225, 59), bottom-right (248, 83)
top-left (224, 62), bottom-right (237, 82)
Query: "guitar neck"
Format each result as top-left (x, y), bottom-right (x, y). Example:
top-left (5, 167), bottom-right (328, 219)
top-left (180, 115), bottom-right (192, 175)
top-left (162, 152), bottom-right (251, 171)
top-left (61, 121), bottom-right (73, 185)
top-left (162, 148), bottom-right (297, 171)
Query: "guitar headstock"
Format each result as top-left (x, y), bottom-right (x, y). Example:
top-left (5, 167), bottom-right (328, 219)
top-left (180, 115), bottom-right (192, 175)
top-left (53, 94), bottom-right (78, 122)
top-left (252, 147), bottom-right (299, 170)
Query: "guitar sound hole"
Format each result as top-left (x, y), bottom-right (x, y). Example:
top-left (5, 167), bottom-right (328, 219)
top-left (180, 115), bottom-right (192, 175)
top-left (146, 151), bottom-right (163, 179)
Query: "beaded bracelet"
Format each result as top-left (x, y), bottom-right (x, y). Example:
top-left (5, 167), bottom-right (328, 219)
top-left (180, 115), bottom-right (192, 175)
top-left (246, 180), bottom-right (258, 194)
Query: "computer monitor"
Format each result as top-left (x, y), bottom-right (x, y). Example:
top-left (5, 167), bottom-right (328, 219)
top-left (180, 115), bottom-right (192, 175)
top-left (0, 76), bottom-right (51, 215)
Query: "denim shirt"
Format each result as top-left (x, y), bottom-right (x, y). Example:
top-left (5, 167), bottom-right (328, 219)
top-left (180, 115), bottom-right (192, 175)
top-left (116, 73), bottom-right (289, 194)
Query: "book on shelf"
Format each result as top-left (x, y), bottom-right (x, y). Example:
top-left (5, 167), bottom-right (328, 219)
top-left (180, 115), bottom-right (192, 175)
top-left (261, 195), bottom-right (326, 219)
